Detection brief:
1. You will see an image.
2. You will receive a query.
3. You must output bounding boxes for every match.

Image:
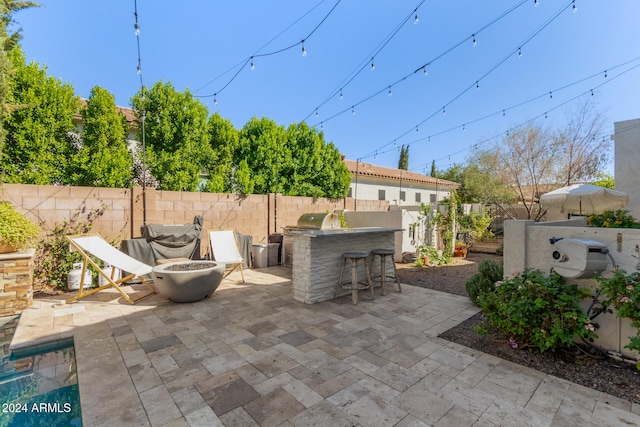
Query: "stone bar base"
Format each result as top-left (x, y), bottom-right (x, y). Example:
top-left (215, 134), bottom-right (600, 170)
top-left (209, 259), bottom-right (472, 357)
top-left (0, 251), bottom-right (35, 317)
top-left (291, 228), bottom-right (397, 304)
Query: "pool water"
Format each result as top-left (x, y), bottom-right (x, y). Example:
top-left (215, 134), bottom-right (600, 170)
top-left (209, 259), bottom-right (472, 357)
top-left (0, 316), bottom-right (82, 426)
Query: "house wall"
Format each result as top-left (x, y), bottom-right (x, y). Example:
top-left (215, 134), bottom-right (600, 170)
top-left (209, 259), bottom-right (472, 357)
top-left (504, 219), bottom-right (640, 360)
top-left (350, 176), bottom-right (452, 207)
top-left (0, 184), bottom-right (389, 249)
top-left (614, 118), bottom-right (640, 219)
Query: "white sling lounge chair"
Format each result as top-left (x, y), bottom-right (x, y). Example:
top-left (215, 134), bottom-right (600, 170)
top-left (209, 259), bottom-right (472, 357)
top-left (208, 230), bottom-right (245, 282)
top-left (65, 234), bottom-right (156, 304)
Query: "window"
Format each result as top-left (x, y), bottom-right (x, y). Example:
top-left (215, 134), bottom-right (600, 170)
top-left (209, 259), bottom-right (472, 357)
top-left (430, 194), bottom-right (437, 203)
top-left (400, 191), bottom-right (406, 201)
top-left (415, 192), bottom-right (421, 203)
top-left (378, 189), bottom-right (386, 200)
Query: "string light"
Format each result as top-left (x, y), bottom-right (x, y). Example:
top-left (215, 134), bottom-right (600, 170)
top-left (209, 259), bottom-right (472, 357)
top-left (388, 86), bottom-right (392, 96)
top-left (503, 109), bottom-right (506, 117)
top-left (442, 106), bottom-right (446, 115)
top-left (301, 40), bottom-right (307, 57)
top-left (549, 91), bottom-right (553, 99)
top-left (518, 47), bottom-right (522, 57)
top-left (371, 57), bottom-right (375, 71)
top-left (339, 89), bottom-right (343, 100)
top-left (604, 70), bottom-right (608, 78)
top-left (315, 109), bottom-right (319, 117)
top-left (534, 0), bottom-right (538, 6)
top-left (136, 64), bottom-right (141, 75)
top-left (462, 124), bottom-right (466, 131)
top-left (214, 94), bottom-right (218, 106)
top-left (472, 34), bottom-right (477, 47)
top-left (250, 56), bottom-right (255, 71)
top-left (414, 10), bottom-right (419, 24)
top-left (572, 0), bottom-right (577, 13)
top-left (134, 22), bottom-right (140, 36)
top-left (475, 81), bottom-right (480, 90)
top-left (423, 66), bottom-right (428, 76)
top-left (351, 106), bottom-right (355, 115)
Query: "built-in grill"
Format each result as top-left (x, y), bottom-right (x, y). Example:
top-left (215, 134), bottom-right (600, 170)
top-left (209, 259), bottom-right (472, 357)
top-left (282, 213), bottom-right (341, 267)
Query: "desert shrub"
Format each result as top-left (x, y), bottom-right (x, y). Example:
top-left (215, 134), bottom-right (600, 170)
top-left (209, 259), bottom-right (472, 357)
top-left (477, 269), bottom-right (596, 352)
top-left (465, 259), bottom-right (503, 305)
top-left (33, 206), bottom-right (106, 290)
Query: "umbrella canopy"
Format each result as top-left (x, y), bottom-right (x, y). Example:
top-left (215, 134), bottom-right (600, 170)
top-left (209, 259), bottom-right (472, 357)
top-left (539, 184), bottom-right (628, 215)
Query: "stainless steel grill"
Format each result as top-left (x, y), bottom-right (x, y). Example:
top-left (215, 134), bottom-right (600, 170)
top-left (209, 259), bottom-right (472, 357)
top-left (282, 213), bottom-right (341, 267)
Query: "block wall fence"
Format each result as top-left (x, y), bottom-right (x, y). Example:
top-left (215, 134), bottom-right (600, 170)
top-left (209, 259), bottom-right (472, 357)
top-left (1, 183), bottom-right (389, 246)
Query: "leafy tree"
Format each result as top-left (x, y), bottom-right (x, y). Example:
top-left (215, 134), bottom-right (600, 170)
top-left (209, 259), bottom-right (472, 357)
top-left (429, 159), bottom-right (439, 178)
top-left (592, 172), bottom-right (614, 189)
top-left (398, 144), bottom-right (409, 170)
top-left (0, 0), bottom-right (38, 168)
top-left (235, 118), bottom-right (350, 198)
top-left (206, 112), bottom-right (239, 192)
top-left (73, 86), bottom-right (133, 188)
top-left (131, 81), bottom-right (213, 191)
top-left (3, 47), bottom-right (79, 184)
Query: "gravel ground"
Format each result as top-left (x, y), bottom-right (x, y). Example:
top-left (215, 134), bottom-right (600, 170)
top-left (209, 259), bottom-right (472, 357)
top-left (396, 251), bottom-right (640, 405)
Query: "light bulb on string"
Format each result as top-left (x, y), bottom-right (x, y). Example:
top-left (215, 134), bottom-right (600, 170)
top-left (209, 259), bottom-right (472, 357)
top-left (301, 40), bottom-right (306, 57)
top-left (339, 89), bottom-right (343, 100)
top-left (371, 57), bottom-right (375, 71)
top-left (442, 106), bottom-right (446, 115)
top-left (414, 11), bottom-right (419, 24)
top-left (549, 91), bottom-right (553, 99)
top-left (572, 1), bottom-right (577, 13)
top-left (604, 70), bottom-right (608, 78)
top-left (518, 47), bottom-right (522, 57)
top-left (250, 57), bottom-right (255, 71)
top-left (214, 94), bottom-right (218, 106)
top-left (544, 112), bottom-right (548, 119)
top-left (315, 109), bottom-right (319, 118)
top-left (472, 34), bottom-right (477, 47)
top-left (534, 0), bottom-right (538, 6)
top-left (134, 22), bottom-right (140, 36)
top-left (590, 89), bottom-right (594, 96)
top-left (475, 81), bottom-right (479, 90)
top-left (423, 66), bottom-right (428, 76)
top-left (502, 109), bottom-right (506, 117)
top-left (136, 64), bottom-right (141, 75)
top-left (388, 86), bottom-right (392, 96)
top-left (462, 124), bottom-right (466, 131)
top-left (416, 126), bottom-right (419, 132)
top-left (351, 106), bottom-right (355, 115)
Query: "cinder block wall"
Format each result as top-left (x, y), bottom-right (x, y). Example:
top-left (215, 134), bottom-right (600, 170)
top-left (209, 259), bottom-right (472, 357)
top-left (1, 184), bottom-right (389, 245)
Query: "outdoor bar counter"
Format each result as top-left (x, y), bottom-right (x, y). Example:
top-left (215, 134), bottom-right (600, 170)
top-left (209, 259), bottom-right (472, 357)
top-left (290, 227), bottom-right (400, 304)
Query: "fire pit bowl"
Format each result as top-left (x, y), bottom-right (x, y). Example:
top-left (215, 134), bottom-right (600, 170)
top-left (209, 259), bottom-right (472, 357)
top-left (152, 261), bottom-right (224, 303)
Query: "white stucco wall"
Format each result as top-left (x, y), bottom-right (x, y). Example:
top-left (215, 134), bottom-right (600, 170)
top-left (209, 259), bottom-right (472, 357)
top-left (614, 118), bottom-right (640, 220)
top-left (504, 219), bottom-right (640, 359)
top-left (350, 177), bottom-right (451, 207)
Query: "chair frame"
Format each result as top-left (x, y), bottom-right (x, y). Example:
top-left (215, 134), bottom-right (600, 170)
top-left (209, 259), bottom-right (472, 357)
top-left (207, 229), bottom-right (245, 283)
top-left (65, 233), bottom-right (155, 304)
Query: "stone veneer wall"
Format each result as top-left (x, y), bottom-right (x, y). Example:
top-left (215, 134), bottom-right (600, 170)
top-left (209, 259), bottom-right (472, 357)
top-left (0, 252), bottom-right (34, 317)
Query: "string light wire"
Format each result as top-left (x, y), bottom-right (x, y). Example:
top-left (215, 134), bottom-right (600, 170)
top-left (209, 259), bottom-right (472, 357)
top-left (357, 0), bottom-right (575, 162)
top-left (197, 0), bottom-right (342, 100)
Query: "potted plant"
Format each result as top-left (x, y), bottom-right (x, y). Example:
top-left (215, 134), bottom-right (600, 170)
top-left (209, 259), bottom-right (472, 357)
top-left (0, 201), bottom-right (40, 253)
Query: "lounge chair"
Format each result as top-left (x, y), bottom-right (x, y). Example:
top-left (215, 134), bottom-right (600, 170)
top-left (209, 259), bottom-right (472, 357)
top-left (65, 234), bottom-right (156, 304)
top-left (208, 230), bottom-right (246, 282)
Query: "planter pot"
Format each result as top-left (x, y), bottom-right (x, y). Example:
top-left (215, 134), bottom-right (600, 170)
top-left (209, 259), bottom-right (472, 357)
top-left (152, 261), bottom-right (224, 303)
top-left (0, 241), bottom-right (16, 254)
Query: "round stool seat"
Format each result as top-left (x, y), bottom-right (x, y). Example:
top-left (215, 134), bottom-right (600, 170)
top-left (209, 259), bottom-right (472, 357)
top-left (371, 248), bottom-right (394, 256)
top-left (342, 252), bottom-right (369, 259)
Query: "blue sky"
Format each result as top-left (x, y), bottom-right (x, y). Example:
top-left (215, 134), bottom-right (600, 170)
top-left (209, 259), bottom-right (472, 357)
top-left (17, 1), bottom-right (640, 173)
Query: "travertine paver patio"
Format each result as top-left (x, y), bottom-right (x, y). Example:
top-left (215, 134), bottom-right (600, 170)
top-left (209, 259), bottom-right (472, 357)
top-left (10, 266), bottom-right (640, 426)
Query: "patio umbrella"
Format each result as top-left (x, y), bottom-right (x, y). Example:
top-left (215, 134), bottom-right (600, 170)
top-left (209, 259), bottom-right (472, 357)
top-left (539, 183), bottom-right (628, 215)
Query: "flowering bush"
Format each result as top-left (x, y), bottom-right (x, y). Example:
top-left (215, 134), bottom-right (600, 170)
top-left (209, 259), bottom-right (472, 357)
top-left (477, 269), bottom-right (596, 352)
top-left (596, 269), bottom-right (640, 368)
top-left (587, 210), bottom-right (640, 229)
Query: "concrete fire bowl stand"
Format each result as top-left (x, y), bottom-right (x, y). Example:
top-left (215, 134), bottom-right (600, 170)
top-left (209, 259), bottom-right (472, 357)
top-left (152, 260), bottom-right (224, 303)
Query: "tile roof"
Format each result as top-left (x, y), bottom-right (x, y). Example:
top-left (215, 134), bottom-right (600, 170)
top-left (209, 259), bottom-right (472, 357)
top-left (344, 159), bottom-right (460, 188)
top-left (75, 99), bottom-right (138, 127)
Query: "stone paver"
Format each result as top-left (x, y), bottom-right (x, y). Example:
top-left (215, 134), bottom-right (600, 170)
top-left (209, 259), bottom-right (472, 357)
top-left (9, 266), bottom-right (640, 426)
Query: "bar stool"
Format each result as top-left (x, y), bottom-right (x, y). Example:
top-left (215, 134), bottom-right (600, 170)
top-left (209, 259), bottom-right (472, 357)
top-left (370, 248), bottom-right (401, 296)
top-left (338, 252), bottom-right (375, 304)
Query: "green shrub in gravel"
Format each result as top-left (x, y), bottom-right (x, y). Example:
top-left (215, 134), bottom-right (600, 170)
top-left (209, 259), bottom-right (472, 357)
top-left (465, 259), bottom-right (503, 305)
